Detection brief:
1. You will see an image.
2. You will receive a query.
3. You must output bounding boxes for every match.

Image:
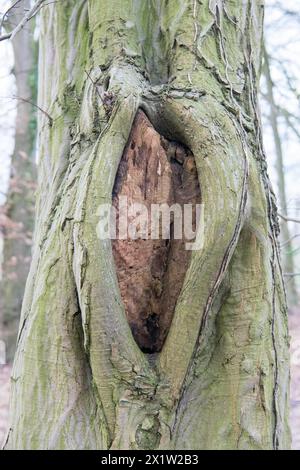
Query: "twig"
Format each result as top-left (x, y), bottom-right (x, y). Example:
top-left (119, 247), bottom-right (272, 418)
top-left (278, 213), bottom-right (300, 224)
top-left (278, 107), bottom-right (300, 141)
top-left (0, 0), bottom-right (23, 33)
top-left (84, 70), bottom-right (103, 101)
top-left (84, 69), bottom-right (116, 117)
top-left (0, 0), bottom-right (46, 42)
top-left (281, 233), bottom-right (300, 248)
top-left (13, 94), bottom-right (53, 125)
top-left (283, 273), bottom-right (300, 278)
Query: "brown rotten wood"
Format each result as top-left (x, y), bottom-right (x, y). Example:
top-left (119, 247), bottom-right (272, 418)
top-left (112, 110), bottom-right (201, 353)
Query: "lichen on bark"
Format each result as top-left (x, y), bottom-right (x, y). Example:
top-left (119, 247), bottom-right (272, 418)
top-left (4, 0), bottom-right (290, 450)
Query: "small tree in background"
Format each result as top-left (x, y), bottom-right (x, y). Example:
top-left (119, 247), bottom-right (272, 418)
top-left (0, 0), bottom-right (37, 361)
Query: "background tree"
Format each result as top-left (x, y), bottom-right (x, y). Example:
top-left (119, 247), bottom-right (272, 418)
top-left (262, 45), bottom-right (297, 304)
top-left (0, 0), bottom-right (37, 361)
top-left (4, 0), bottom-right (290, 450)
top-left (261, 0), bottom-right (300, 305)
top-left (260, 3), bottom-right (300, 447)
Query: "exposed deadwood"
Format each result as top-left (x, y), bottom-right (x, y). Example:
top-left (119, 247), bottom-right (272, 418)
top-left (112, 110), bottom-right (201, 352)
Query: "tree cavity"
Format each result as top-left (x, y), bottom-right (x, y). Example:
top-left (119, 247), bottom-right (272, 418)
top-left (112, 110), bottom-right (201, 353)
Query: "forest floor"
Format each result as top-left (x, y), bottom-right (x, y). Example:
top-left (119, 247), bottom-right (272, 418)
top-left (0, 313), bottom-right (300, 449)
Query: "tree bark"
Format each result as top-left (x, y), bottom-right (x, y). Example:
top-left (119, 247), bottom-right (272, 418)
top-left (0, 0), bottom-right (37, 361)
top-left (5, 0), bottom-right (290, 450)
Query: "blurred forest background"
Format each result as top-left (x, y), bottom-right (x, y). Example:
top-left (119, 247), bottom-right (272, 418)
top-left (0, 0), bottom-right (299, 449)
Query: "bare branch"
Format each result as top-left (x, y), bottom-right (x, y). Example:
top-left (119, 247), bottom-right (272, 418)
top-left (0, 0), bottom-right (23, 33)
top-left (0, 0), bottom-right (46, 42)
top-left (270, 2), bottom-right (300, 22)
top-left (281, 233), bottom-right (300, 248)
top-left (277, 106), bottom-right (300, 141)
top-left (28, 1), bottom-right (60, 19)
top-left (278, 213), bottom-right (300, 224)
top-left (12, 94), bottom-right (53, 126)
top-left (283, 273), bottom-right (300, 278)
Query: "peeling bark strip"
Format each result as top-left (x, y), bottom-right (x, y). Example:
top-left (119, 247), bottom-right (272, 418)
top-left (112, 111), bottom-right (201, 352)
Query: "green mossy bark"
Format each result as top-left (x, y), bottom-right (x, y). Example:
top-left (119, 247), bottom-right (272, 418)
top-left (5, 0), bottom-right (290, 450)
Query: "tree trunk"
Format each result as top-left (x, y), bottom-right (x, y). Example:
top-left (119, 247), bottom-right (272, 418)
top-left (0, 0), bottom-right (37, 361)
top-left (5, 0), bottom-right (290, 450)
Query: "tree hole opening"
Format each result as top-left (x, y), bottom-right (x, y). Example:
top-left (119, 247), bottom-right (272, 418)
top-left (112, 110), bottom-right (201, 353)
